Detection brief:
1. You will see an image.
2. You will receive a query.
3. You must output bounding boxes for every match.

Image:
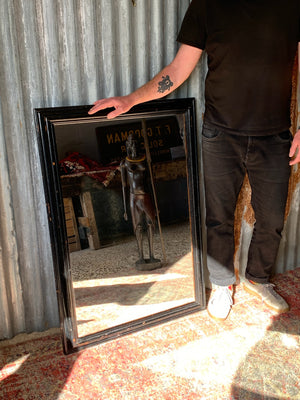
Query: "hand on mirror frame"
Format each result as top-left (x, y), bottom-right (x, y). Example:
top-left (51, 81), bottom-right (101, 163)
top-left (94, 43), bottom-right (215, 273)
top-left (88, 95), bottom-right (134, 119)
top-left (289, 129), bottom-right (300, 165)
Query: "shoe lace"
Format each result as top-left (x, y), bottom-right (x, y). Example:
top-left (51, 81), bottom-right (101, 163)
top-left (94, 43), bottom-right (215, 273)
top-left (263, 283), bottom-right (283, 300)
top-left (264, 283), bottom-right (275, 288)
top-left (212, 287), bottom-right (233, 306)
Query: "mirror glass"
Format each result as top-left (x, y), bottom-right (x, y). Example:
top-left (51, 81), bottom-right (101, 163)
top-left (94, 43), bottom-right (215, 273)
top-left (35, 99), bottom-right (205, 353)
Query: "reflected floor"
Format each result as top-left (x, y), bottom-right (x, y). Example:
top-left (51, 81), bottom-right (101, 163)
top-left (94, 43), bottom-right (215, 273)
top-left (70, 222), bottom-right (194, 338)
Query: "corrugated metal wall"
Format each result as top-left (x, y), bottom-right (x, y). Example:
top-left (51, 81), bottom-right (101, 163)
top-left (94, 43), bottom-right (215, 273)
top-left (0, 0), bottom-right (299, 340)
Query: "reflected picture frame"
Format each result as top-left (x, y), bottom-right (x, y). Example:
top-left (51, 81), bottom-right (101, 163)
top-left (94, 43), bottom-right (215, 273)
top-left (35, 98), bottom-right (206, 354)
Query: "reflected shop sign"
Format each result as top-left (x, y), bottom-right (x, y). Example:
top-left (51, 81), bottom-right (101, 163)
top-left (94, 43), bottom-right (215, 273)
top-left (96, 116), bottom-right (184, 165)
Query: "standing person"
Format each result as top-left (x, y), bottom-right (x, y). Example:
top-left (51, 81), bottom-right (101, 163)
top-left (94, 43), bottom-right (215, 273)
top-left (89, 0), bottom-right (300, 321)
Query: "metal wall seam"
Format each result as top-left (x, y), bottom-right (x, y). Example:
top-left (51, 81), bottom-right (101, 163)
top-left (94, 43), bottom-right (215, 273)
top-left (0, 100), bottom-right (26, 339)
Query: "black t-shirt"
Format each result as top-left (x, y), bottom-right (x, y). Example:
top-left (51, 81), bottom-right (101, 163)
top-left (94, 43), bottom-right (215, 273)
top-left (177, 0), bottom-right (300, 135)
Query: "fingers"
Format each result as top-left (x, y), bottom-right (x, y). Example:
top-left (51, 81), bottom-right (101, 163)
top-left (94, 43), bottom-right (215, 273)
top-left (106, 105), bottom-right (129, 119)
top-left (88, 98), bottom-right (116, 115)
top-left (289, 130), bottom-right (300, 165)
top-left (289, 154), bottom-right (300, 166)
top-left (289, 141), bottom-right (297, 158)
top-left (88, 97), bottom-right (132, 119)
top-left (290, 158), bottom-right (299, 166)
top-left (107, 109), bottom-right (121, 119)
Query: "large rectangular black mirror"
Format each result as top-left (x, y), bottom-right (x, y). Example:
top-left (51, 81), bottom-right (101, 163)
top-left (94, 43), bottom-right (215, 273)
top-left (35, 98), bottom-right (205, 354)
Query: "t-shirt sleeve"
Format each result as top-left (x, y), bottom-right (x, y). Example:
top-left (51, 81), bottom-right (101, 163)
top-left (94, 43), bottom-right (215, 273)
top-left (177, 0), bottom-right (207, 50)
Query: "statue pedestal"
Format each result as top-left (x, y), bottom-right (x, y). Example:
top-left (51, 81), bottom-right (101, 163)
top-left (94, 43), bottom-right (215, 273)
top-left (135, 258), bottom-right (162, 271)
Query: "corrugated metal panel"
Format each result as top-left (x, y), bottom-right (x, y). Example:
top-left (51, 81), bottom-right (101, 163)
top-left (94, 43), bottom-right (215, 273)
top-left (0, 0), bottom-right (201, 340)
top-left (0, 0), bottom-right (60, 339)
top-left (276, 74), bottom-right (300, 273)
top-left (0, 0), bottom-right (298, 339)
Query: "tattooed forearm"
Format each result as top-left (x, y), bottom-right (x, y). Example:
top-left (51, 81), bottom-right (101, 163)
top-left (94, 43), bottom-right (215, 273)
top-left (157, 75), bottom-right (174, 93)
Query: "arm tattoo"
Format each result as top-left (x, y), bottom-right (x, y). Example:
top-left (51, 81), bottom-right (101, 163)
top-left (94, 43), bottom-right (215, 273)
top-left (157, 75), bottom-right (174, 93)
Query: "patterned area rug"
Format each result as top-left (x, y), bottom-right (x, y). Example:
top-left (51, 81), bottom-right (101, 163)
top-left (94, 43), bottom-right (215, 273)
top-left (1, 268), bottom-right (300, 400)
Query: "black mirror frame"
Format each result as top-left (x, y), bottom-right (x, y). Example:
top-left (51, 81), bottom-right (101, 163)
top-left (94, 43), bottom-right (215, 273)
top-left (35, 98), bottom-right (206, 354)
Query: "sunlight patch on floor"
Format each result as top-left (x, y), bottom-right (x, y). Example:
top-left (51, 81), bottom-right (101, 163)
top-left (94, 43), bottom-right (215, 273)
top-left (0, 354), bottom-right (30, 380)
top-left (140, 326), bottom-right (265, 382)
top-left (139, 327), bottom-right (300, 397)
top-left (73, 271), bottom-right (190, 288)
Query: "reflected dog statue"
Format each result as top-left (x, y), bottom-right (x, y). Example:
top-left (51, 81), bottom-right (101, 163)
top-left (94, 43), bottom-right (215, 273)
top-left (120, 132), bottom-right (161, 270)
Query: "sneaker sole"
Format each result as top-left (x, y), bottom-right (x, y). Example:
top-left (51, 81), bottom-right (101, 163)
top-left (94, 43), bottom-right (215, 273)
top-left (243, 283), bottom-right (289, 313)
top-left (207, 308), bottom-right (230, 321)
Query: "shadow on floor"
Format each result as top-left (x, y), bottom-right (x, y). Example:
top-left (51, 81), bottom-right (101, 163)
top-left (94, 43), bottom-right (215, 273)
top-left (0, 330), bottom-right (78, 400)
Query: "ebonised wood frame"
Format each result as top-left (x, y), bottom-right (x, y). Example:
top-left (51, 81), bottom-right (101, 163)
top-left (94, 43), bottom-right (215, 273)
top-left (35, 98), bottom-right (206, 354)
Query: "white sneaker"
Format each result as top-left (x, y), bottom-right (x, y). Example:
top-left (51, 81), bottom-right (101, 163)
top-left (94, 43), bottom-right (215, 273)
top-left (207, 285), bottom-right (233, 321)
top-left (243, 280), bottom-right (289, 313)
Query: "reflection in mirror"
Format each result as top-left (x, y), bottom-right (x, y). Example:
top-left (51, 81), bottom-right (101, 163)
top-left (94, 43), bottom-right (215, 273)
top-left (56, 114), bottom-right (193, 337)
top-left (35, 99), bottom-right (205, 353)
